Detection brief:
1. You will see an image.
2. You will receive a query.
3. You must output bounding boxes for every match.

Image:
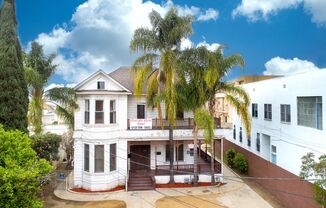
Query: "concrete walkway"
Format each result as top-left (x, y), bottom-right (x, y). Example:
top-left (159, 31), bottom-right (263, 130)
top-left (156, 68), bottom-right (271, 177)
top-left (54, 164), bottom-right (274, 208)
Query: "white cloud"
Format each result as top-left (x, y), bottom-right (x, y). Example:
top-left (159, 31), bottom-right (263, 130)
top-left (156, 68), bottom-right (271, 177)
top-left (180, 38), bottom-right (193, 50)
top-left (197, 41), bottom-right (221, 51)
top-left (198, 8), bottom-right (219, 21)
top-left (44, 83), bottom-right (64, 92)
top-left (32, 0), bottom-right (219, 83)
top-left (232, 0), bottom-right (326, 26)
top-left (263, 57), bottom-right (324, 75)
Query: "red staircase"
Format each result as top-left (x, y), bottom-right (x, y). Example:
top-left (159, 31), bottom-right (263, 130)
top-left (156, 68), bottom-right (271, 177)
top-left (127, 171), bottom-right (155, 191)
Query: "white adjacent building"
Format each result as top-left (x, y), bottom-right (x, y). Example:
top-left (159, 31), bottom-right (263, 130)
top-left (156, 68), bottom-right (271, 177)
top-left (73, 67), bottom-right (231, 191)
top-left (231, 69), bottom-right (326, 176)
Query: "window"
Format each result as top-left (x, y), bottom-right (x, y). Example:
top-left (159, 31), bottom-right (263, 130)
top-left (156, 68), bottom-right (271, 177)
top-left (239, 127), bottom-right (242, 142)
top-left (176, 143), bottom-right (184, 161)
top-left (97, 81), bottom-right (105, 90)
top-left (247, 135), bottom-right (251, 147)
top-left (256, 133), bottom-right (260, 152)
top-left (252, 103), bottom-right (258, 118)
top-left (280, 104), bottom-right (291, 123)
top-left (224, 116), bottom-right (228, 123)
top-left (176, 108), bottom-right (184, 120)
top-left (84, 144), bottom-right (89, 172)
top-left (165, 143), bottom-right (171, 162)
top-left (264, 104), bottom-right (272, 120)
top-left (233, 125), bottom-right (236, 140)
top-left (297, 97), bottom-right (323, 130)
top-left (110, 143), bottom-right (116, 171)
top-left (271, 145), bottom-right (277, 164)
top-left (94, 145), bottom-right (104, 172)
top-left (137, 104), bottom-right (145, 119)
top-left (95, 100), bottom-right (104, 124)
top-left (84, 100), bottom-right (90, 124)
top-left (110, 100), bottom-right (116, 124)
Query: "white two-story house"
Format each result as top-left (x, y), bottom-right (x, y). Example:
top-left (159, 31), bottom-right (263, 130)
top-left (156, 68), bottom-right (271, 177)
top-left (73, 67), bottom-right (232, 191)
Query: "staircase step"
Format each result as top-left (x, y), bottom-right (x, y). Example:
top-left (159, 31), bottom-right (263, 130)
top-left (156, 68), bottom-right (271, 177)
top-left (128, 186), bottom-right (155, 191)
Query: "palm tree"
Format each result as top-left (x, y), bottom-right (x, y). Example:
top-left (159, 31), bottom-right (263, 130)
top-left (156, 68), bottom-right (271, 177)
top-left (130, 8), bottom-right (193, 183)
top-left (203, 46), bottom-right (251, 185)
top-left (24, 41), bottom-right (57, 134)
top-left (46, 87), bottom-right (78, 167)
top-left (176, 47), bottom-right (209, 186)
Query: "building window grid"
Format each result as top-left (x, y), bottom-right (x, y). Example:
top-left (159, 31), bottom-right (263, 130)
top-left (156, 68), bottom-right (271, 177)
top-left (281, 104), bottom-right (291, 123)
top-left (110, 100), bottom-right (116, 124)
top-left (264, 104), bottom-right (272, 120)
top-left (297, 96), bottom-right (323, 130)
top-left (252, 103), bottom-right (258, 118)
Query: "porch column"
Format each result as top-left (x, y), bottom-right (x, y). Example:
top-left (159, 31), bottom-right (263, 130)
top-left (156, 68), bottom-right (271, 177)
top-left (221, 137), bottom-right (224, 176)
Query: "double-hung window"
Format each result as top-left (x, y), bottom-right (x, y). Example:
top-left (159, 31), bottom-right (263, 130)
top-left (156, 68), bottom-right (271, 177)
top-left (264, 104), bottom-right (272, 120)
top-left (95, 100), bottom-right (104, 124)
top-left (252, 103), bottom-right (258, 118)
top-left (110, 100), bottom-right (116, 124)
top-left (280, 104), bottom-right (291, 123)
top-left (165, 143), bottom-right (171, 162)
top-left (84, 144), bottom-right (89, 172)
top-left (297, 97), bottom-right (323, 130)
top-left (84, 99), bottom-right (90, 124)
top-left (110, 143), bottom-right (116, 171)
top-left (94, 145), bottom-right (104, 172)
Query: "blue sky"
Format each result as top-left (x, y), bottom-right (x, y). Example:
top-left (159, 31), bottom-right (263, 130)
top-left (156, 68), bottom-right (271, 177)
top-left (5, 0), bottom-right (326, 86)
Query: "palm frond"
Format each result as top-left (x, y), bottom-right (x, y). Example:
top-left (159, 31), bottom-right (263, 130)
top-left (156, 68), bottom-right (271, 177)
top-left (225, 94), bottom-right (251, 137)
top-left (130, 28), bottom-right (158, 52)
top-left (221, 84), bottom-right (250, 106)
top-left (194, 108), bottom-right (214, 144)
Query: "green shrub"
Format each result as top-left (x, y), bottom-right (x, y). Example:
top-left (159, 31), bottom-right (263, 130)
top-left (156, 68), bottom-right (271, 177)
top-left (31, 133), bottom-right (62, 161)
top-left (226, 148), bottom-right (237, 168)
top-left (234, 153), bottom-right (248, 173)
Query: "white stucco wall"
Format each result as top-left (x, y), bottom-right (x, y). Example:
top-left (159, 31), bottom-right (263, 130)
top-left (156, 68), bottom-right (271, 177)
top-left (231, 70), bottom-right (326, 176)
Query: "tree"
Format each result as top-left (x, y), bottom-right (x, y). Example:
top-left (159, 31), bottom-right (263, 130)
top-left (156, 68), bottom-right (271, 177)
top-left (176, 47), bottom-right (209, 186)
top-left (130, 8), bottom-right (193, 183)
top-left (31, 133), bottom-right (62, 162)
top-left (204, 46), bottom-right (251, 184)
top-left (46, 87), bottom-right (78, 167)
top-left (0, 125), bottom-right (52, 208)
top-left (24, 41), bottom-right (57, 135)
top-left (300, 153), bottom-right (326, 207)
top-left (0, 0), bottom-right (29, 132)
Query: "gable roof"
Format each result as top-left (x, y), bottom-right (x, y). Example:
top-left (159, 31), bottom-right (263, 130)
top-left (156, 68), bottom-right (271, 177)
top-left (109, 66), bottom-right (137, 93)
top-left (74, 69), bottom-right (131, 92)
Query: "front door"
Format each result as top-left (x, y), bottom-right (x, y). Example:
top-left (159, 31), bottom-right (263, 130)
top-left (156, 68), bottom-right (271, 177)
top-left (130, 145), bottom-right (150, 171)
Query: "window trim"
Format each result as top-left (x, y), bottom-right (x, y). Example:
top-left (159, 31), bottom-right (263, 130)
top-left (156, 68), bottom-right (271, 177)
top-left (297, 96), bottom-right (323, 130)
top-left (110, 143), bottom-right (117, 172)
top-left (271, 145), bottom-right (277, 164)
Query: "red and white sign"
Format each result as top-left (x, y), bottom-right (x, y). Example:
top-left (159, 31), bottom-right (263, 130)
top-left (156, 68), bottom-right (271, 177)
top-left (129, 119), bottom-right (152, 130)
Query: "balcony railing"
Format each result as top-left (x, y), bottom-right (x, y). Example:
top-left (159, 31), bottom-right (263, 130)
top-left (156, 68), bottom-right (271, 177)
top-left (127, 118), bottom-right (230, 130)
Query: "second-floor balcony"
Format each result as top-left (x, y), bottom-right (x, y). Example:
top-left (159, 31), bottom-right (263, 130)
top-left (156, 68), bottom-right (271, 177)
top-left (127, 118), bottom-right (232, 130)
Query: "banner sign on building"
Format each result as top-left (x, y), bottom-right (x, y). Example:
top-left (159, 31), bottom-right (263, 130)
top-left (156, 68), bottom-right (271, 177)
top-left (129, 119), bottom-right (152, 129)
